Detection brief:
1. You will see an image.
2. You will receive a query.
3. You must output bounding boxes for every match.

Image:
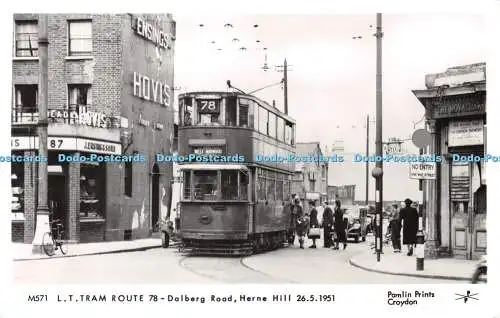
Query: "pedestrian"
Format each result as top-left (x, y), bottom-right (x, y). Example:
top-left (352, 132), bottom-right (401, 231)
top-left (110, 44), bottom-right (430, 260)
top-left (399, 198), bottom-right (419, 256)
top-left (333, 200), bottom-right (347, 250)
top-left (321, 201), bottom-right (334, 248)
top-left (287, 194), bottom-right (298, 245)
top-left (308, 201), bottom-right (320, 248)
top-left (294, 198), bottom-right (308, 249)
top-left (389, 203), bottom-right (401, 253)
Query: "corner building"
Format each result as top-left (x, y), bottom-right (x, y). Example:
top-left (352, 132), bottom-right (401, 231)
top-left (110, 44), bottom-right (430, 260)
top-left (413, 63), bottom-right (486, 260)
top-left (11, 14), bottom-right (176, 243)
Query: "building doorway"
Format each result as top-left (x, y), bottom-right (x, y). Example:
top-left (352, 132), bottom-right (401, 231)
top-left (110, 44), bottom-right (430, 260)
top-left (151, 164), bottom-right (160, 232)
top-left (48, 174), bottom-right (67, 239)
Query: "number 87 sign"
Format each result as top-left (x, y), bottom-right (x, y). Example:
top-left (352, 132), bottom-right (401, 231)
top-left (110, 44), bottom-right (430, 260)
top-left (197, 99), bottom-right (220, 114)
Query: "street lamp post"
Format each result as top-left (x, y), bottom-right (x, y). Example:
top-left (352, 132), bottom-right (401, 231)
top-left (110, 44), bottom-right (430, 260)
top-left (365, 115), bottom-right (369, 205)
top-left (374, 13), bottom-right (384, 262)
top-left (32, 14), bottom-right (51, 254)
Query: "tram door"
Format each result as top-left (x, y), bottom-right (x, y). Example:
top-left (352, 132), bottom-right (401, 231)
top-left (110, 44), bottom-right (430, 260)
top-left (450, 161), bottom-right (486, 260)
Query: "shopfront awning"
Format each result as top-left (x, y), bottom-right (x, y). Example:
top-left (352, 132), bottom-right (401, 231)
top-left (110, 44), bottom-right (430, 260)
top-left (179, 164), bottom-right (248, 171)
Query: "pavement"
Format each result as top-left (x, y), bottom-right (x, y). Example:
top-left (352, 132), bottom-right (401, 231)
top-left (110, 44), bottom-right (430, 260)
top-left (12, 238), bottom-right (166, 261)
top-left (349, 243), bottom-right (477, 281)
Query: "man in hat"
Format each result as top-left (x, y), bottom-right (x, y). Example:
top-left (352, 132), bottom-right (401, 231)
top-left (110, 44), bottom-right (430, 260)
top-left (399, 198), bottom-right (419, 256)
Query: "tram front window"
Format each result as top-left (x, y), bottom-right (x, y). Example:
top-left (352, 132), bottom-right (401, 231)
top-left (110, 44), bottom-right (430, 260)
top-left (221, 171), bottom-right (238, 200)
top-left (193, 171), bottom-right (218, 200)
top-left (199, 113), bottom-right (220, 125)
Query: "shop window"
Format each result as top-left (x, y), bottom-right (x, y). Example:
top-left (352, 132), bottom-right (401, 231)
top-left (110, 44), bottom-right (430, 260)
top-left (239, 171), bottom-right (249, 200)
top-left (68, 20), bottom-right (92, 56)
top-left (239, 103), bottom-right (249, 127)
top-left (124, 161), bottom-right (132, 197)
top-left (15, 20), bottom-right (38, 57)
top-left (193, 170), bottom-right (218, 200)
top-left (183, 171), bottom-right (191, 199)
top-left (68, 84), bottom-right (91, 113)
top-left (11, 163), bottom-right (24, 215)
top-left (225, 97), bottom-right (237, 126)
top-left (221, 170), bottom-right (238, 200)
top-left (80, 163), bottom-right (105, 219)
top-left (474, 185), bottom-right (486, 214)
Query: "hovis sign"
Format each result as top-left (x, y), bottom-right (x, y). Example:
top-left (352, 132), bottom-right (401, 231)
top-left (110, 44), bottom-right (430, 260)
top-left (409, 162), bottom-right (436, 180)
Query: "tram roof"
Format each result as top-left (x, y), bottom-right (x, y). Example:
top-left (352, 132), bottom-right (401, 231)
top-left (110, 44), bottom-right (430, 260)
top-left (178, 164), bottom-right (249, 171)
top-left (179, 91), bottom-right (296, 124)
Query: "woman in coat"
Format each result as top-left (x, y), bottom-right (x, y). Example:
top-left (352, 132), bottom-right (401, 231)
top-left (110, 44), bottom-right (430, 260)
top-left (321, 202), bottom-right (334, 248)
top-left (308, 201), bottom-right (319, 248)
top-left (399, 198), bottom-right (419, 256)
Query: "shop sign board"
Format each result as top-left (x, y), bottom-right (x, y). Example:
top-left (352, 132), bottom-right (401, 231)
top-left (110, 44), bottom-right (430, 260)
top-left (448, 120), bottom-right (484, 147)
top-left (409, 162), bottom-right (436, 180)
top-left (77, 138), bottom-right (122, 155)
top-left (11, 137), bottom-right (39, 150)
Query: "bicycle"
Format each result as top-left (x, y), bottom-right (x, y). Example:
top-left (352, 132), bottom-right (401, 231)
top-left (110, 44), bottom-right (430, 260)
top-left (42, 219), bottom-right (68, 256)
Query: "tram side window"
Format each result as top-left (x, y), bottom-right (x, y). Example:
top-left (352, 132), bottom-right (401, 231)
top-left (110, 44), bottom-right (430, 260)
top-left (283, 178), bottom-right (290, 201)
top-left (258, 106), bottom-right (268, 135)
top-left (268, 112), bottom-right (276, 139)
top-left (275, 174), bottom-right (283, 201)
top-left (258, 170), bottom-right (266, 200)
top-left (285, 122), bottom-right (292, 145)
top-left (277, 117), bottom-right (284, 141)
top-left (240, 171), bottom-right (249, 200)
top-left (267, 171), bottom-right (276, 201)
top-left (183, 171), bottom-right (191, 200)
top-left (251, 100), bottom-right (258, 130)
top-left (226, 97), bottom-right (237, 126)
top-left (239, 102), bottom-right (249, 128)
top-left (193, 171), bottom-right (218, 200)
top-left (182, 98), bottom-right (193, 126)
top-left (221, 170), bottom-right (238, 200)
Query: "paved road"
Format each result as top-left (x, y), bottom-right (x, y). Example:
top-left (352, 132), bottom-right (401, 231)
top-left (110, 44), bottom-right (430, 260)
top-left (13, 237), bottom-right (462, 284)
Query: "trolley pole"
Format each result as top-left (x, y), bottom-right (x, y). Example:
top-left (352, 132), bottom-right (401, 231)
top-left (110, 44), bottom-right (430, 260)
top-left (32, 14), bottom-right (51, 254)
top-left (374, 13), bottom-right (384, 262)
top-left (283, 58), bottom-right (288, 115)
top-left (365, 115), bottom-right (369, 205)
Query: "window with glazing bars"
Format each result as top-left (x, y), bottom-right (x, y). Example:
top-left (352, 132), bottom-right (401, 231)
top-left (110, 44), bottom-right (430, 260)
top-left (15, 21), bottom-right (38, 57)
top-left (68, 20), bottom-right (92, 56)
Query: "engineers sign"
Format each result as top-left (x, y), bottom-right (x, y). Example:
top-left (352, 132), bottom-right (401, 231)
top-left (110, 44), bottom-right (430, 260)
top-left (409, 162), bottom-right (436, 180)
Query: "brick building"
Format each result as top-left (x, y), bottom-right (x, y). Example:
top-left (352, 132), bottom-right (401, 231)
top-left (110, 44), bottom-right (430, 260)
top-left (291, 142), bottom-right (328, 212)
top-left (412, 63), bottom-right (486, 260)
top-left (11, 14), bottom-right (176, 243)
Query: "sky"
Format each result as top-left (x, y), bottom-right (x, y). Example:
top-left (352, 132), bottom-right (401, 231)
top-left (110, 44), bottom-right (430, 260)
top-left (173, 13), bottom-right (486, 201)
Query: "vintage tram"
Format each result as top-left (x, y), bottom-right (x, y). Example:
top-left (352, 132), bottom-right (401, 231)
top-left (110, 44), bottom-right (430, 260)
top-left (177, 91), bottom-right (296, 255)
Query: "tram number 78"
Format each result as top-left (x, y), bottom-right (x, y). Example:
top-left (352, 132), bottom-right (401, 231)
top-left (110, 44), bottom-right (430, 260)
top-left (199, 100), bottom-right (218, 113)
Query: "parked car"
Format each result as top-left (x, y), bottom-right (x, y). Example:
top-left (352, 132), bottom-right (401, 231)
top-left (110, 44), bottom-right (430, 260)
top-left (472, 255), bottom-right (487, 283)
top-left (343, 205), bottom-right (369, 243)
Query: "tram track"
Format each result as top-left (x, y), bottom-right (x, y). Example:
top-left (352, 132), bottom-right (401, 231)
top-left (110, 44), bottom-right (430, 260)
top-left (178, 252), bottom-right (297, 284)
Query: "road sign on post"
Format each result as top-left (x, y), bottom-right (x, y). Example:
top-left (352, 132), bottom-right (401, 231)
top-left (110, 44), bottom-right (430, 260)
top-left (409, 162), bottom-right (436, 180)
